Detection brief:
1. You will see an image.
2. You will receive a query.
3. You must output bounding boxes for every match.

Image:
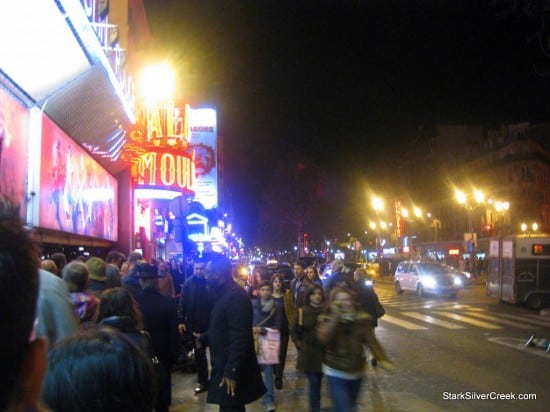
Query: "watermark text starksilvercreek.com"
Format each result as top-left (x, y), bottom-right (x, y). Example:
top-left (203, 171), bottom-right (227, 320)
top-left (443, 391), bottom-right (536, 401)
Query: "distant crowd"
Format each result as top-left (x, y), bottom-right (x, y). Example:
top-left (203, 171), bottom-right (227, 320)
top-left (0, 196), bottom-right (393, 412)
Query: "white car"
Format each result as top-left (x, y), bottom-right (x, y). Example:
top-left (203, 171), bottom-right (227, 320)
top-left (394, 261), bottom-right (462, 298)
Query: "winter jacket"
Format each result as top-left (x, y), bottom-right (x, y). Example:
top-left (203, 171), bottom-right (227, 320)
top-left (291, 305), bottom-right (323, 373)
top-left (203, 281), bottom-right (266, 407)
top-left (317, 310), bottom-right (389, 374)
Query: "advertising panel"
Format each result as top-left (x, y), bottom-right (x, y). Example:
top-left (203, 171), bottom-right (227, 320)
top-left (186, 106), bottom-right (218, 209)
top-left (39, 115), bottom-right (118, 240)
top-left (0, 88), bottom-right (29, 215)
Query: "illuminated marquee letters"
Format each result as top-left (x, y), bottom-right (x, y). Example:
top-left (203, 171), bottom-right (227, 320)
top-left (136, 150), bottom-right (195, 191)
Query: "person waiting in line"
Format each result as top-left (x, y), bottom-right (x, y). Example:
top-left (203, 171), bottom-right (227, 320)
top-left (252, 280), bottom-right (282, 412)
top-left (40, 259), bottom-right (58, 276)
top-left (50, 252), bottom-right (68, 277)
top-left (134, 261), bottom-right (179, 412)
top-left (0, 197), bottom-right (48, 412)
top-left (157, 258), bottom-right (176, 297)
top-left (61, 260), bottom-right (99, 323)
top-left (121, 251), bottom-right (144, 296)
top-left (271, 272), bottom-right (290, 390)
top-left (37, 267), bottom-right (79, 348)
top-left (178, 258), bottom-right (211, 394)
top-left (121, 250), bottom-right (143, 276)
top-left (290, 285), bottom-right (325, 412)
top-left (85, 256), bottom-right (109, 297)
top-left (105, 250), bottom-right (126, 270)
top-left (317, 286), bottom-right (393, 412)
top-left (42, 326), bottom-right (158, 412)
top-left (96, 287), bottom-right (156, 361)
top-left (105, 262), bottom-right (122, 288)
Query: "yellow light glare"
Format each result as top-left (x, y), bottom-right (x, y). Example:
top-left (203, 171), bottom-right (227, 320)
top-left (474, 190), bottom-right (484, 204)
top-left (456, 190), bottom-right (466, 204)
top-left (372, 196), bottom-right (384, 212)
top-left (414, 207), bottom-right (422, 218)
top-left (139, 64), bottom-right (176, 102)
top-left (401, 208), bottom-right (409, 218)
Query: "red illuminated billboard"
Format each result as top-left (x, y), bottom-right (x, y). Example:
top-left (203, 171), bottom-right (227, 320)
top-left (0, 88), bottom-right (29, 216)
top-left (39, 115), bottom-right (118, 241)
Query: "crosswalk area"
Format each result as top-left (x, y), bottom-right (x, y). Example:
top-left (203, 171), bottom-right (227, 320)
top-left (374, 287), bottom-right (550, 331)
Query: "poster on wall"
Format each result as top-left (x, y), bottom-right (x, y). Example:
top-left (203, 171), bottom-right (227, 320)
top-left (186, 106), bottom-right (218, 210)
top-left (0, 88), bottom-right (29, 216)
top-left (39, 115), bottom-right (118, 241)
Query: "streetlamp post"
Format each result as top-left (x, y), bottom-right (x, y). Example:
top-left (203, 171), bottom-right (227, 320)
top-left (456, 189), bottom-right (485, 273)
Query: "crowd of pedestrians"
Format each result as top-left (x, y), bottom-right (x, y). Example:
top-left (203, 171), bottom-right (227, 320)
top-left (0, 196), bottom-right (393, 412)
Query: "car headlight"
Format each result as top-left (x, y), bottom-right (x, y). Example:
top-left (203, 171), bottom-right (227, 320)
top-left (364, 279), bottom-right (373, 287)
top-left (421, 275), bottom-right (437, 288)
top-left (454, 276), bottom-right (463, 286)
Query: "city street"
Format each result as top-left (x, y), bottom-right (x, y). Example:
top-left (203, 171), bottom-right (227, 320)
top-left (169, 281), bottom-right (550, 411)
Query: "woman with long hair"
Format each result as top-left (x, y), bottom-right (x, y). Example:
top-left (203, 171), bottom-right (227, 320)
top-left (291, 284), bottom-right (325, 412)
top-left (305, 265), bottom-right (323, 287)
top-left (317, 286), bottom-right (393, 412)
top-left (96, 287), bottom-right (154, 360)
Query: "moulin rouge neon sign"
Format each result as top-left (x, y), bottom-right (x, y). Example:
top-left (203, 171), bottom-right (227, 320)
top-left (135, 148), bottom-right (195, 191)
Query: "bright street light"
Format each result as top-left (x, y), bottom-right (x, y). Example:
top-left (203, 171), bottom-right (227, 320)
top-left (139, 63), bottom-right (176, 103)
top-left (372, 196), bottom-right (384, 213)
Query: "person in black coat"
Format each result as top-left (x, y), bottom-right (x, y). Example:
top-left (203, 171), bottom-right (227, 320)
top-left (200, 253), bottom-right (266, 412)
top-left (179, 259), bottom-right (211, 394)
top-left (134, 261), bottom-right (179, 412)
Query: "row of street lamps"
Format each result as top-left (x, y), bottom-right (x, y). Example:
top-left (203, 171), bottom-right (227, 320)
top-left (362, 189), bottom-right (541, 255)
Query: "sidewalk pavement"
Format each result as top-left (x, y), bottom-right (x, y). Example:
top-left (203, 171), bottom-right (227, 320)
top-left (169, 342), bottom-right (326, 412)
top-left (169, 343), bottom-right (418, 412)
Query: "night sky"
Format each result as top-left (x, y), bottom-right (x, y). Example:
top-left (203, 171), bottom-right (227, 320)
top-left (142, 0), bottom-right (550, 245)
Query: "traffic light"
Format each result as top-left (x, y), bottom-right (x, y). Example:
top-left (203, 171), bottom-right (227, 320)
top-left (483, 224), bottom-right (493, 232)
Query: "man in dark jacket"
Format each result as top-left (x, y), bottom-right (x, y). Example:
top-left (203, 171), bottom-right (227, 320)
top-left (201, 253), bottom-right (265, 412)
top-left (179, 259), bottom-right (211, 394)
top-left (134, 261), bottom-right (179, 412)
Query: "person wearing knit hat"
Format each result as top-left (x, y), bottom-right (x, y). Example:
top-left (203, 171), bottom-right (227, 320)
top-left (86, 257), bottom-right (108, 297)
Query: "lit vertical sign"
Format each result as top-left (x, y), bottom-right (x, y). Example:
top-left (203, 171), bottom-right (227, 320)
top-left (395, 200), bottom-right (402, 239)
top-left (186, 106), bottom-right (218, 209)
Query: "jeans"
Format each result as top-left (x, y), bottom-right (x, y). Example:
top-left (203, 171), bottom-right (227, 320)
top-left (305, 372), bottom-right (323, 412)
top-left (261, 364), bottom-right (275, 409)
top-left (327, 375), bottom-right (362, 412)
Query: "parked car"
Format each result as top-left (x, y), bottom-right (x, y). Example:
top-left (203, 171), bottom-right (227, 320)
top-left (394, 260), bottom-right (463, 297)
